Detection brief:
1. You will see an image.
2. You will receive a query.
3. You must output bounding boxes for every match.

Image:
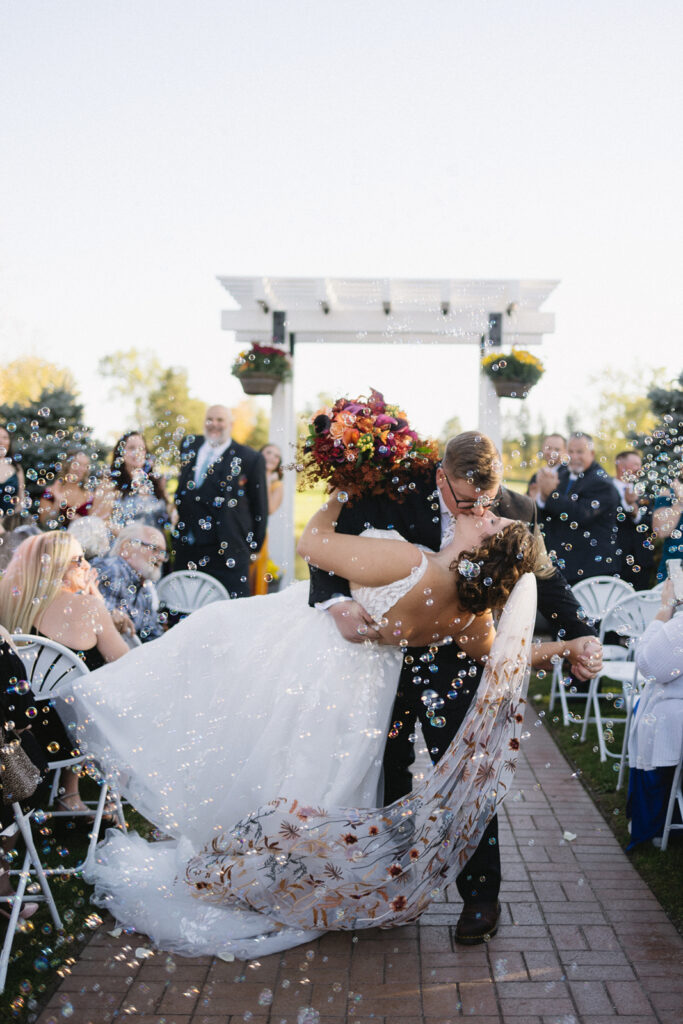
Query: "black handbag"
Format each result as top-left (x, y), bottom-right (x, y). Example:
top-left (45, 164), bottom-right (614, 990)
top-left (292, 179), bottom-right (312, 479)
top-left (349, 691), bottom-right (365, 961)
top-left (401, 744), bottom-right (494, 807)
top-left (0, 725), bottom-right (42, 804)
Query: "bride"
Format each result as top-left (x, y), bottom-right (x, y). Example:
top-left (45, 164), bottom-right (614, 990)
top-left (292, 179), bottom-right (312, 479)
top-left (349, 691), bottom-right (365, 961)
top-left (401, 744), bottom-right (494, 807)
top-left (57, 494), bottom-right (591, 958)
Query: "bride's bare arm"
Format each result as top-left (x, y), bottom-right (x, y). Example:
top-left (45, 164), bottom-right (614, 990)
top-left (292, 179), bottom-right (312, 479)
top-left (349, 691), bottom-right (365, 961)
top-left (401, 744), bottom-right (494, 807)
top-left (298, 491), bottom-right (422, 587)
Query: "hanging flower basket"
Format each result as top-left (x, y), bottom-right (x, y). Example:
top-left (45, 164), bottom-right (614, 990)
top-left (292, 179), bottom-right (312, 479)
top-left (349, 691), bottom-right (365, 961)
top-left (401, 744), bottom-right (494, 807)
top-left (481, 348), bottom-right (544, 401)
top-left (238, 373), bottom-right (281, 396)
top-left (232, 342), bottom-right (292, 396)
top-left (492, 379), bottom-right (534, 399)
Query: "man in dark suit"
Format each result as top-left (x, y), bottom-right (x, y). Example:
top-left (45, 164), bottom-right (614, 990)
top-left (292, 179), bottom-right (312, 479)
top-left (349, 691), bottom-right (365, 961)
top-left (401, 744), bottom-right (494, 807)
top-left (534, 432), bottom-right (621, 585)
top-left (527, 432), bottom-right (568, 498)
top-left (613, 451), bottom-right (654, 590)
top-left (309, 430), bottom-right (600, 945)
top-left (173, 405), bottom-right (268, 597)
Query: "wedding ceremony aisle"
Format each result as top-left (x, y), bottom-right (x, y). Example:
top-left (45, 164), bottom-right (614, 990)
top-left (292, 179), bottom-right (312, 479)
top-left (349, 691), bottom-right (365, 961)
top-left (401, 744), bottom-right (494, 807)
top-left (34, 712), bottom-right (682, 1024)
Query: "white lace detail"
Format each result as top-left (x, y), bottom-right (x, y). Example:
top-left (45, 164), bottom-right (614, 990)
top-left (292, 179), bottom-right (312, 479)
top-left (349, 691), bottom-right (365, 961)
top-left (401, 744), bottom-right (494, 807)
top-left (350, 528), bottom-right (428, 622)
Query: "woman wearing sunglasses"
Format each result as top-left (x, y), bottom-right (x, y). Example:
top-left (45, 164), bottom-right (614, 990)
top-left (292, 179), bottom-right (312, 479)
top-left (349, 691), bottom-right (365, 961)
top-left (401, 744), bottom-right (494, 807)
top-left (0, 533), bottom-right (129, 671)
top-left (0, 533), bottom-right (128, 814)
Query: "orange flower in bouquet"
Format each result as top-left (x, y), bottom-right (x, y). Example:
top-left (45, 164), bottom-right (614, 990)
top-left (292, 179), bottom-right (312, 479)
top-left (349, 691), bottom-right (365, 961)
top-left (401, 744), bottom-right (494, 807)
top-left (298, 388), bottom-right (439, 501)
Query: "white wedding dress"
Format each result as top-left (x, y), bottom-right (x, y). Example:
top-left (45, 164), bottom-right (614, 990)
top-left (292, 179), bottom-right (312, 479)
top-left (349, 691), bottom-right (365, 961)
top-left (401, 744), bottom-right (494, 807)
top-left (58, 533), bottom-right (536, 960)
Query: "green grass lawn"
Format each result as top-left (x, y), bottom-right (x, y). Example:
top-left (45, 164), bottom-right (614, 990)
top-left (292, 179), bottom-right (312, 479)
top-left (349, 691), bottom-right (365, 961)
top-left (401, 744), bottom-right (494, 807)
top-left (0, 778), bottom-right (155, 1022)
top-left (531, 671), bottom-right (683, 934)
top-left (294, 486), bottom-right (327, 580)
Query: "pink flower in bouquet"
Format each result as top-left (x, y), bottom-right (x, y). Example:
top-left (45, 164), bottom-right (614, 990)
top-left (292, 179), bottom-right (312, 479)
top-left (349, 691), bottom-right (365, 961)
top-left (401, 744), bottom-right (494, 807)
top-left (374, 414), bottom-right (398, 428)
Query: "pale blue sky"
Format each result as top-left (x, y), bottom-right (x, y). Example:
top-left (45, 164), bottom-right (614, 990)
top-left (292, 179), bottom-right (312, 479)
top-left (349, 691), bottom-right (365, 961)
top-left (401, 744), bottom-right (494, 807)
top-left (1, 0), bottom-right (681, 445)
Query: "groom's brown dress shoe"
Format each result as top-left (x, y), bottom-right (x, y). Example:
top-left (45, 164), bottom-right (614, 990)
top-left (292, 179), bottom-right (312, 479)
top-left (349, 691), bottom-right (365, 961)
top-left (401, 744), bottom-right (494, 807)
top-left (454, 901), bottom-right (501, 945)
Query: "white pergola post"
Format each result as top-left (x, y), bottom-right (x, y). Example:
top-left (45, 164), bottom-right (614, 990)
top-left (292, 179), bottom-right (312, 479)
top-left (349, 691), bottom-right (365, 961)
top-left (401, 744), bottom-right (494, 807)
top-left (219, 277), bottom-right (557, 587)
top-left (267, 370), bottom-right (297, 584)
top-left (478, 374), bottom-right (502, 452)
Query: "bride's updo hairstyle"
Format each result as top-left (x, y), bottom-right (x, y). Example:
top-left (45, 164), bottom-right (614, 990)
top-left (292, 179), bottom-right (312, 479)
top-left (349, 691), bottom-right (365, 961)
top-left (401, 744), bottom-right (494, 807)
top-left (451, 522), bottom-right (552, 615)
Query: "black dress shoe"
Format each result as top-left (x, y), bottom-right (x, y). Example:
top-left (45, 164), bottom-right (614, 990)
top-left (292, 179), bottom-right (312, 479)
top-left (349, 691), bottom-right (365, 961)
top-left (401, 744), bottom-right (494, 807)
top-left (454, 901), bottom-right (501, 945)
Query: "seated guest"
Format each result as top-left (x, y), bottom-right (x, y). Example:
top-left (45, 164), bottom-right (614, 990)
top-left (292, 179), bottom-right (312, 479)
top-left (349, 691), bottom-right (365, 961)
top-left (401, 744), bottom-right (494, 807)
top-left (38, 448), bottom-right (96, 527)
top-left (0, 423), bottom-right (25, 524)
top-left (613, 450), bottom-right (654, 590)
top-left (527, 433), bottom-right (568, 499)
top-left (99, 431), bottom-right (172, 534)
top-left (0, 531), bottom-right (128, 818)
top-left (0, 532), bottom-right (128, 673)
top-left (91, 524), bottom-right (167, 642)
top-left (67, 515), bottom-right (111, 561)
top-left (0, 520), bottom-right (40, 572)
top-left (534, 431), bottom-right (621, 583)
top-left (652, 475), bottom-right (683, 581)
top-left (626, 579), bottom-right (683, 847)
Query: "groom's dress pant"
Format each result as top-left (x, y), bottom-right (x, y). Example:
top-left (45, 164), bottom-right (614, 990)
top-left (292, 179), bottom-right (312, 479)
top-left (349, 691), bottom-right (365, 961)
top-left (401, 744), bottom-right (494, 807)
top-left (383, 643), bottom-right (501, 906)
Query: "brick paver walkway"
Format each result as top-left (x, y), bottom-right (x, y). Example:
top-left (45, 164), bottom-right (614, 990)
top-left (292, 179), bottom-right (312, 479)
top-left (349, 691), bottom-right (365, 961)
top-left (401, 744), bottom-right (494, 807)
top-left (36, 712), bottom-right (682, 1024)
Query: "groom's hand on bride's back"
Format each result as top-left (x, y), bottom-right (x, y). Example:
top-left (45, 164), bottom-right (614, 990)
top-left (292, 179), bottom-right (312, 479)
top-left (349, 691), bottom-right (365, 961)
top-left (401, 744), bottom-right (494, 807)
top-left (327, 600), bottom-right (380, 643)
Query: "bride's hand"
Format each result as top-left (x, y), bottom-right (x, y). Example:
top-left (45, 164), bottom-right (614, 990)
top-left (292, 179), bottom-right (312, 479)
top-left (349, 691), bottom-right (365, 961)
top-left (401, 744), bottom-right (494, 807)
top-left (327, 600), bottom-right (380, 643)
top-left (568, 637), bottom-right (603, 681)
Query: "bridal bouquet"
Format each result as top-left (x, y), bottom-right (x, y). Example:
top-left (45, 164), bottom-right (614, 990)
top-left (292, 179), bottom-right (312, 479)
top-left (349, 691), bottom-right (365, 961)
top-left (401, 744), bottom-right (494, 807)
top-left (299, 388), bottom-right (439, 499)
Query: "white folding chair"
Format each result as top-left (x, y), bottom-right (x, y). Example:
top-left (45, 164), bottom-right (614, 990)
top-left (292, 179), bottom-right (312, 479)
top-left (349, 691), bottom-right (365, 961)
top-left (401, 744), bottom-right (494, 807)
top-left (661, 742), bottom-right (683, 851)
top-left (11, 634), bottom-right (126, 873)
top-left (1, 804), bottom-right (63, 993)
top-left (548, 576), bottom-right (634, 726)
top-left (572, 576), bottom-right (636, 626)
top-left (156, 569), bottom-right (229, 614)
top-left (578, 595), bottom-right (660, 778)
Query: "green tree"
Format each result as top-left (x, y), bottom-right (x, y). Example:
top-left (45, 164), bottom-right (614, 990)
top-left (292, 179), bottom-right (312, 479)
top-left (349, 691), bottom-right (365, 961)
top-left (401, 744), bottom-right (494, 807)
top-left (437, 414), bottom-right (463, 453)
top-left (98, 349), bottom-right (209, 470)
top-left (589, 367), bottom-right (666, 468)
top-left (243, 408), bottom-right (270, 450)
top-left (0, 356), bottom-right (77, 406)
top-left (633, 370), bottom-right (683, 493)
top-left (500, 404), bottom-right (543, 484)
top-left (146, 368), bottom-right (207, 467)
top-left (0, 386), bottom-right (97, 516)
top-left (98, 349), bottom-right (163, 428)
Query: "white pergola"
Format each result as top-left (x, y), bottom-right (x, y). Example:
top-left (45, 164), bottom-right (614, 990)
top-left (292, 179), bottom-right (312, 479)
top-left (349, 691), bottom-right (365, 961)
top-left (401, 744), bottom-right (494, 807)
top-left (219, 276), bottom-right (558, 585)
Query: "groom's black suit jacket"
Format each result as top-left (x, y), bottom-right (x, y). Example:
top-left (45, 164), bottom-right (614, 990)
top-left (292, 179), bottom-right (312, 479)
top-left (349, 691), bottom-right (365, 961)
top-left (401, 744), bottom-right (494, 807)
top-left (308, 468), bottom-right (594, 643)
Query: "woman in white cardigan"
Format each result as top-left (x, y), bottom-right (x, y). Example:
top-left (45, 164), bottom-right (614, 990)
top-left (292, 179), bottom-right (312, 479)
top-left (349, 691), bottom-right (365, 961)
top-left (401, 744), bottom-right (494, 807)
top-left (626, 579), bottom-right (683, 848)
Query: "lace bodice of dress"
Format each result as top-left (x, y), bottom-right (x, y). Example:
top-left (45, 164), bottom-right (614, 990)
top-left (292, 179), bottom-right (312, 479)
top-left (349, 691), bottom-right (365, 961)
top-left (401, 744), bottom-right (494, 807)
top-left (350, 529), bottom-right (428, 623)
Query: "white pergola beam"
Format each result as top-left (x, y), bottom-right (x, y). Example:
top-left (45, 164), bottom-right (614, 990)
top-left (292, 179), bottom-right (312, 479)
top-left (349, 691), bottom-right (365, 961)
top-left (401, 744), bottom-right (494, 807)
top-left (221, 309), bottom-right (554, 338)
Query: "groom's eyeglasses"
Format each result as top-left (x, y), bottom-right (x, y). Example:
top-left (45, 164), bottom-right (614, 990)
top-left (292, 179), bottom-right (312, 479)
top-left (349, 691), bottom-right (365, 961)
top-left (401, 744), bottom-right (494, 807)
top-left (441, 470), bottom-right (500, 511)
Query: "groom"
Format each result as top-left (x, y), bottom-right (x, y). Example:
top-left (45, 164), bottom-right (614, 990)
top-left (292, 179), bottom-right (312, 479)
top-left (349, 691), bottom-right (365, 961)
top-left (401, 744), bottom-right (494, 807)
top-left (309, 430), bottom-right (600, 944)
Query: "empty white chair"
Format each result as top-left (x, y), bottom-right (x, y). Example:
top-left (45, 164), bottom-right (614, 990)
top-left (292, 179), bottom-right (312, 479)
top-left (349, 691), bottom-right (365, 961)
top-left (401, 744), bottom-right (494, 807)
top-left (156, 569), bottom-right (229, 615)
top-left (572, 576), bottom-right (636, 629)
